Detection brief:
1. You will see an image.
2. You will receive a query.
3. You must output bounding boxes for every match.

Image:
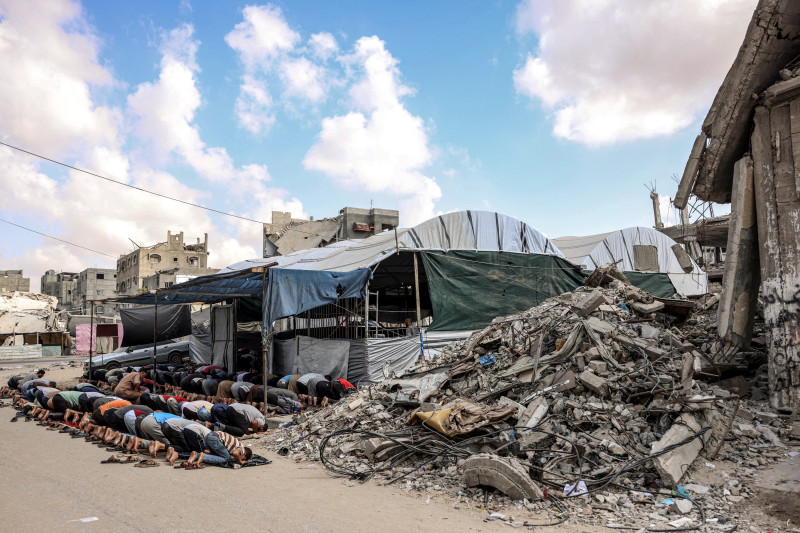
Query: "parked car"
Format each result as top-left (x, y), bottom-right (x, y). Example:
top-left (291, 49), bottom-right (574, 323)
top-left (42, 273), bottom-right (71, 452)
top-left (83, 340), bottom-right (190, 371)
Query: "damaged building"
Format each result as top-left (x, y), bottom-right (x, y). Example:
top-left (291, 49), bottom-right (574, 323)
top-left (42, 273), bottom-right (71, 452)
top-left (262, 207), bottom-right (399, 257)
top-left (675, 0), bottom-right (800, 408)
top-left (0, 270), bottom-right (30, 293)
top-left (117, 231), bottom-right (211, 296)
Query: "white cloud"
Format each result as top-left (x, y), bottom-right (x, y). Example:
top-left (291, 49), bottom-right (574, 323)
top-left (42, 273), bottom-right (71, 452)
top-left (304, 36), bottom-right (439, 225)
top-left (0, 4), bottom-right (303, 285)
top-left (513, 0), bottom-right (756, 145)
top-left (128, 24), bottom-right (273, 192)
top-left (0, 0), bottom-right (120, 156)
top-left (226, 5), bottom-right (333, 133)
top-left (308, 32), bottom-right (338, 61)
top-left (280, 57), bottom-right (326, 102)
top-left (224, 4), bottom-right (299, 71)
top-left (235, 74), bottom-right (275, 134)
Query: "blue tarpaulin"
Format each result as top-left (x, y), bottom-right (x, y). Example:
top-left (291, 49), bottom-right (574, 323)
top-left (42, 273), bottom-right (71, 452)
top-left (262, 268), bottom-right (372, 333)
top-left (109, 267), bottom-right (372, 334)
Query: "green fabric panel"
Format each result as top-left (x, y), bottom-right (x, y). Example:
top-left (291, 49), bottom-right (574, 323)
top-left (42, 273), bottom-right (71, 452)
top-left (237, 297), bottom-right (263, 323)
top-left (421, 251), bottom-right (585, 331)
top-left (623, 272), bottom-right (676, 298)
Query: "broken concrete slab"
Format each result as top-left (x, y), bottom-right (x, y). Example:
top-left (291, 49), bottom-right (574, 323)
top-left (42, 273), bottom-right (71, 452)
top-left (572, 290), bottom-right (606, 317)
top-left (578, 370), bottom-right (609, 398)
top-left (630, 301), bottom-right (665, 315)
top-left (671, 499), bottom-right (693, 515)
top-left (497, 396), bottom-right (525, 419)
top-left (463, 453), bottom-right (543, 500)
top-left (650, 413), bottom-right (705, 485)
top-left (517, 396), bottom-right (548, 428)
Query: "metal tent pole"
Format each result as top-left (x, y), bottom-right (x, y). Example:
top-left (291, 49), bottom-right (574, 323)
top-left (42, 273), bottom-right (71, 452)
top-left (88, 301), bottom-right (94, 380)
top-left (413, 252), bottom-right (423, 361)
top-left (261, 269), bottom-right (269, 419)
top-left (152, 292), bottom-right (158, 391)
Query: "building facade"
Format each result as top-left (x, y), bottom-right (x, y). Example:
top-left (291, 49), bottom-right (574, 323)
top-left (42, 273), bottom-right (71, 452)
top-left (142, 266), bottom-right (220, 291)
top-left (117, 231), bottom-right (210, 296)
top-left (40, 270), bottom-right (78, 308)
top-left (0, 270), bottom-right (30, 293)
top-left (262, 207), bottom-right (400, 257)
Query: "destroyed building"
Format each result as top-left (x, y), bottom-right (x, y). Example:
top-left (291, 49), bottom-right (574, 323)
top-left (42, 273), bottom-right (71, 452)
top-left (41, 268), bottom-right (119, 316)
top-left (141, 266), bottom-right (220, 291)
top-left (40, 270), bottom-right (78, 309)
top-left (0, 270), bottom-right (30, 293)
top-left (262, 207), bottom-right (399, 257)
top-left (675, 0), bottom-right (800, 408)
top-left (117, 231), bottom-right (210, 296)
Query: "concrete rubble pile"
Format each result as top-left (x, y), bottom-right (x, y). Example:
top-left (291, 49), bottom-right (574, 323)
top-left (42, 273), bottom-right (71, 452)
top-left (264, 270), bottom-right (795, 529)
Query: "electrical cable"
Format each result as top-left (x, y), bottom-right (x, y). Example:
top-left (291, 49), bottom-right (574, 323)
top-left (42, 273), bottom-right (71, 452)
top-left (0, 217), bottom-right (116, 258)
top-left (0, 140), bottom-right (265, 225)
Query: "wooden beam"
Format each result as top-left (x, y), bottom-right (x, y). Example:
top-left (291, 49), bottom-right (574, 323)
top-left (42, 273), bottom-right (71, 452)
top-left (413, 252), bottom-right (422, 330)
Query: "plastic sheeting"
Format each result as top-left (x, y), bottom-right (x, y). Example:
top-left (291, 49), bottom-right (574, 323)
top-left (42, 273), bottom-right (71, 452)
top-left (75, 323), bottom-right (123, 355)
top-left (552, 227), bottom-right (708, 296)
top-left (211, 306), bottom-right (235, 370)
top-left (348, 330), bottom-right (478, 384)
top-left (271, 335), bottom-right (350, 378)
top-left (421, 250), bottom-right (585, 331)
top-left (623, 272), bottom-right (677, 299)
top-left (262, 268), bottom-right (371, 331)
top-left (119, 305), bottom-right (191, 347)
top-left (189, 334), bottom-right (212, 364)
top-left (220, 211), bottom-right (564, 275)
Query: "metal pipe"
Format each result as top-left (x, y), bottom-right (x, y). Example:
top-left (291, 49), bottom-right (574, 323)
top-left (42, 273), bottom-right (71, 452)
top-left (88, 301), bottom-right (94, 380)
top-left (152, 292), bottom-right (158, 391)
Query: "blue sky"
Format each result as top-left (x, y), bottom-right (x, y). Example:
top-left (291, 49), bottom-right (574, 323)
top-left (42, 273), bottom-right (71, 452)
top-left (0, 0), bottom-right (755, 289)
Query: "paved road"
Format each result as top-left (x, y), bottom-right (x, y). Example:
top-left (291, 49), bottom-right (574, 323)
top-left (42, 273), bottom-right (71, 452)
top-left (0, 406), bottom-right (518, 533)
top-left (0, 357), bottom-right (82, 365)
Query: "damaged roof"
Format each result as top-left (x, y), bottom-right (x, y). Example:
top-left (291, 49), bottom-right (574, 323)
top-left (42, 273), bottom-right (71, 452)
top-left (683, 0), bottom-right (800, 204)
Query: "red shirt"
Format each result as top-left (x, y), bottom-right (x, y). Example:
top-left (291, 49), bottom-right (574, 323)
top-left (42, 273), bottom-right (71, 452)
top-left (161, 395), bottom-right (189, 403)
top-left (337, 378), bottom-right (355, 389)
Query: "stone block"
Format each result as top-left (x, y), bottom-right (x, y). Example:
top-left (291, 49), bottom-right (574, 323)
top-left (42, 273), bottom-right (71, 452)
top-left (579, 370), bottom-right (609, 398)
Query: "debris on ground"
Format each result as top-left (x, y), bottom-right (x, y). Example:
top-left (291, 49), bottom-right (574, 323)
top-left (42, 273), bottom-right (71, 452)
top-left (261, 272), bottom-right (794, 530)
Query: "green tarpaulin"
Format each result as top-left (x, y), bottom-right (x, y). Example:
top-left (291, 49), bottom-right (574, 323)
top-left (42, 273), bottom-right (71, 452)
top-left (421, 251), bottom-right (585, 331)
top-left (623, 272), bottom-right (676, 298)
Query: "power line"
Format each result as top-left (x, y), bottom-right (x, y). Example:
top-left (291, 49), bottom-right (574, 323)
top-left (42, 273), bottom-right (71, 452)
top-left (0, 217), bottom-right (116, 258)
top-left (0, 141), bottom-right (266, 225)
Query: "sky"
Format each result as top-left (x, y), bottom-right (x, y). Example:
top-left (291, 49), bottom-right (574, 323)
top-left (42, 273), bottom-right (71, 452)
top-left (0, 0), bottom-right (757, 291)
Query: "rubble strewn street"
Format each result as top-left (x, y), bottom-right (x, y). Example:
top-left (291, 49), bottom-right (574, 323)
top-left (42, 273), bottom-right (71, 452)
top-left (262, 273), bottom-right (797, 531)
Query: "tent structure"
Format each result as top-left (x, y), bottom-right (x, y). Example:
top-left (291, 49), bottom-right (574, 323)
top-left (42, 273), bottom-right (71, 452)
top-left (552, 227), bottom-right (708, 297)
top-left (112, 211), bottom-right (583, 382)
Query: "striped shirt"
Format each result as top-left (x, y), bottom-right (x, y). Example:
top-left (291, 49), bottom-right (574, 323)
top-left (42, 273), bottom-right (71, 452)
top-left (212, 431), bottom-right (244, 453)
top-left (297, 373), bottom-right (323, 386)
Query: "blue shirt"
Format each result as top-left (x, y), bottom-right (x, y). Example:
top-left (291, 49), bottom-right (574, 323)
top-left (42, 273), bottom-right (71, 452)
top-left (151, 412), bottom-right (180, 424)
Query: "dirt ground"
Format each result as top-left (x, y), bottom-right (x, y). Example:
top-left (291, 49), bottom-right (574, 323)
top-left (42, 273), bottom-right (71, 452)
top-left (0, 361), bottom-right (599, 533)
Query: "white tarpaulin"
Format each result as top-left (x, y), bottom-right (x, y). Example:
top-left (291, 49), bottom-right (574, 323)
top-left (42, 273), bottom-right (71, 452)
top-left (219, 211), bottom-right (563, 275)
top-left (553, 227), bottom-right (708, 296)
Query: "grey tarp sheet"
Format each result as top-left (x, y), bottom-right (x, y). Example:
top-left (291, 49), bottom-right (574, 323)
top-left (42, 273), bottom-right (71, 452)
top-left (189, 334), bottom-right (212, 365)
top-left (119, 305), bottom-right (191, 347)
top-left (270, 335), bottom-right (350, 378)
top-left (350, 330), bottom-right (476, 384)
top-left (211, 306), bottom-right (235, 370)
